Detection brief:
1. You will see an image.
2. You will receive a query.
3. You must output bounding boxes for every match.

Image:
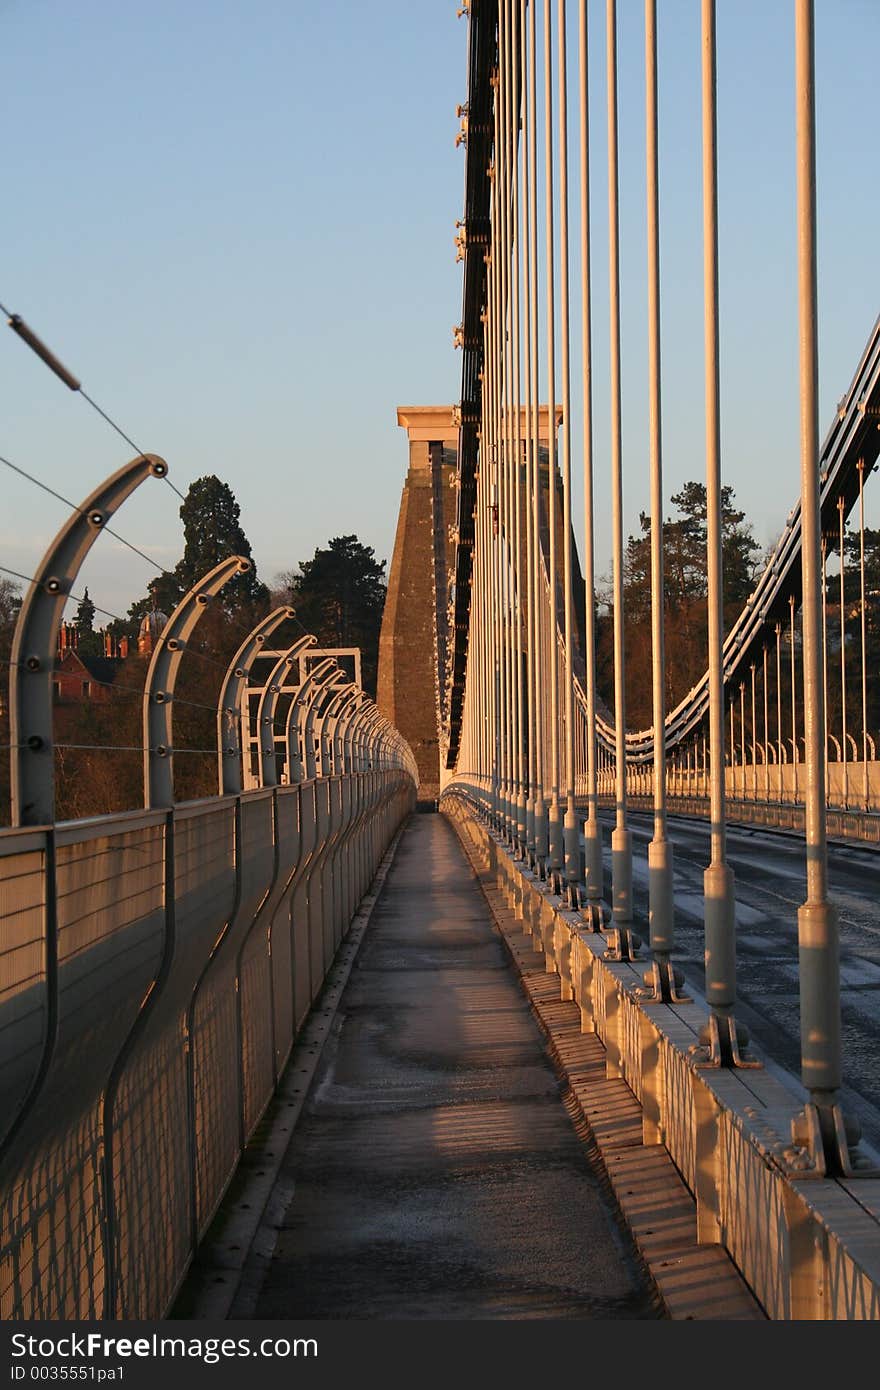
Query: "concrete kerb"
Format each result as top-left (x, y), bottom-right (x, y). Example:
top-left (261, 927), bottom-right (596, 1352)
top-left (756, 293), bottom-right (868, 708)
top-left (444, 800), bottom-right (761, 1320)
top-left (441, 790), bottom-right (880, 1321)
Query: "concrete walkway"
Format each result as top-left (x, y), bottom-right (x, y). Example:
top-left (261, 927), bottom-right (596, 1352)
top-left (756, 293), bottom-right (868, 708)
top-left (251, 812), bottom-right (659, 1320)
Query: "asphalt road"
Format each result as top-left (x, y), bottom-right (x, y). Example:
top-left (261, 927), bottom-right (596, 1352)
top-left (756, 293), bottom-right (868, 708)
top-left (597, 809), bottom-right (880, 1153)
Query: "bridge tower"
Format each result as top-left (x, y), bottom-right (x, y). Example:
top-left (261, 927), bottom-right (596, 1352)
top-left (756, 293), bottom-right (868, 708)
top-left (378, 405), bottom-right (573, 805)
top-left (377, 407), bottom-right (460, 805)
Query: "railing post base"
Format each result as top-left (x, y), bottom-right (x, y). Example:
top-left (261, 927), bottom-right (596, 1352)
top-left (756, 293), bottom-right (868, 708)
top-left (692, 1011), bottom-right (762, 1070)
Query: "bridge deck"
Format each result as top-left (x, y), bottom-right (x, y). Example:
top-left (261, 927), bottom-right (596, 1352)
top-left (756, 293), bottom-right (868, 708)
top-left (242, 811), bottom-right (660, 1320)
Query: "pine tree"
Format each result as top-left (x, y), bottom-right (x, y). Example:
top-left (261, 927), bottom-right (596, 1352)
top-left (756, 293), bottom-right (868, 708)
top-left (173, 476), bottom-right (268, 610)
top-left (73, 587), bottom-right (103, 658)
top-left (601, 481), bottom-right (761, 727)
top-left (277, 536), bottom-right (387, 696)
top-left (127, 475), bottom-right (270, 633)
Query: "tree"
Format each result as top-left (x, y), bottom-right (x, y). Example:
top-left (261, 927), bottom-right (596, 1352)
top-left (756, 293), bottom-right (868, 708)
top-left (277, 535), bottom-right (387, 696)
top-left (127, 475), bottom-right (270, 637)
top-left (99, 475), bottom-right (276, 813)
top-left (0, 577), bottom-right (21, 648)
top-left (73, 587), bottom-right (103, 658)
top-left (174, 476), bottom-right (269, 609)
top-left (600, 481), bottom-right (762, 728)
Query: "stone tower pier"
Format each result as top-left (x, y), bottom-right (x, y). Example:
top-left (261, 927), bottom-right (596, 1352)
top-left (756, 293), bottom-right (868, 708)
top-left (377, 405), bottom-right (565, 805)
top-left (377, 407), bottom-right (459, 804)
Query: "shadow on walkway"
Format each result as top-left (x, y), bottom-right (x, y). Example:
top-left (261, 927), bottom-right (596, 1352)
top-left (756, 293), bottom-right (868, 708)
top-left (251, 813), bottom-right (659, 1320)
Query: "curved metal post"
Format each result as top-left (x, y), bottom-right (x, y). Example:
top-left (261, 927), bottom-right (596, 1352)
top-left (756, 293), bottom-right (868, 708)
top-left (324, 686), bottom-right (361, 775)
top-left (326, 687), bottom-right (367, 938)
top-left (340, 699), bottom-right (361, 775)
top-left (144, 555), bottom-right (251, 808)
top-left (9, 454), bottom-right (168, 825)
top-left (339, 699), bottom-right (376, 926)
top-left (278, 641), bottom-right (327, 782)
top-left (348, 701), bottom-right (375, 772)
top-left (256, 637), bottom-right (317, 787)
top-left (316, 683), bottom-right (356, 775)
top-left (335, 689), bottom-right (364, 778)
top-left (217, 606), bottom-right (296, 795)
top-left (355, 705), bottom-right (383, 771)
top-left (318, 683), bottom-right (360, 776)
top-left (301, 662), bottom-right (339, 780)
top-left (368, 708), bottom-right (389, 770)
top-left (366, 706), bottom-right (391, 771)
top-left (370, 710), bottom-right (390, 771)
top-left (337, 690), bottom-right (366, 775)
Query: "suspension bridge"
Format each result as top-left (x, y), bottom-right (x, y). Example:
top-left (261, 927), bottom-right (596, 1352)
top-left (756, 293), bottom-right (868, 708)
top-left (2, 0), bottom-right (880, 1323)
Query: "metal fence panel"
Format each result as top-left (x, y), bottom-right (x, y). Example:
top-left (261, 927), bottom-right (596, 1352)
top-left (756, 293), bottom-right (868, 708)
top-left (239, 794), bottom-right (281, 1140)
top-left (0, 766), bottom-right (412, 1320)
top-left (1, 815), bottom-right (166, 1320)
top-left (268, 787), bottom-right (302, 1079)
top-left (0, 833), bottom-right (49, 1149)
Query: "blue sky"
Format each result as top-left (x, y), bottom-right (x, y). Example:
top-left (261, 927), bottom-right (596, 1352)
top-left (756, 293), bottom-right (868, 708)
top-left (1, 1), bottom-right (878, 622)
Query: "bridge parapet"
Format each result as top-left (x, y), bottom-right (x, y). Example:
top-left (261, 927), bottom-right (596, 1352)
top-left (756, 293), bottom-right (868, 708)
top-left (443, 786), bottom-right (880, 1319)
top-left (0, 772), bottom-right (415, 1319)
top-left (0, 462), bottom-right (418, 1319)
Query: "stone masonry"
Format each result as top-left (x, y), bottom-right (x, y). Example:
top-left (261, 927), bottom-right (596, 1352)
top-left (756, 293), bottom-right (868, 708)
top-left (377, 408), bottom-right (459, 804)
top-left (378, 405), bottom-right (570, 805)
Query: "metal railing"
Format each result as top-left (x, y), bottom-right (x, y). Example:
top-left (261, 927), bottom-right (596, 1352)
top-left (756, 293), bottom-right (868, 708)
top-left (0, 461), bottom-right (418, 1319)
top-left (443, 0), bottom-right (878, 1192)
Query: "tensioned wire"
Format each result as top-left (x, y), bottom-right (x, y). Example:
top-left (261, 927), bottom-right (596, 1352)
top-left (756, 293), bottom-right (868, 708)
top-left (1, 452), bottom-right (172, 574)
top-left (0, 449), bottom-right (356, 688)
top-left (0, 557), bottom-right (278, 681)
top-left (1, 297), bottom-right (188, 505)
top-left (0, 449), bottom-right (278, 656)
top-left (0, 542), bottom-right (394, 773)
top-left (1, 301), bottom-right (379, 683)
top-left (0, 556), bottom-right (367, 769)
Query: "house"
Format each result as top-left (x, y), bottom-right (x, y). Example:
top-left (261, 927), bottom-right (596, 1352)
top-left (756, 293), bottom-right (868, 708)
top-left (53, 648), bottom-right (126, 703)
top-left (53, 624), bottom-right (131, 702)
